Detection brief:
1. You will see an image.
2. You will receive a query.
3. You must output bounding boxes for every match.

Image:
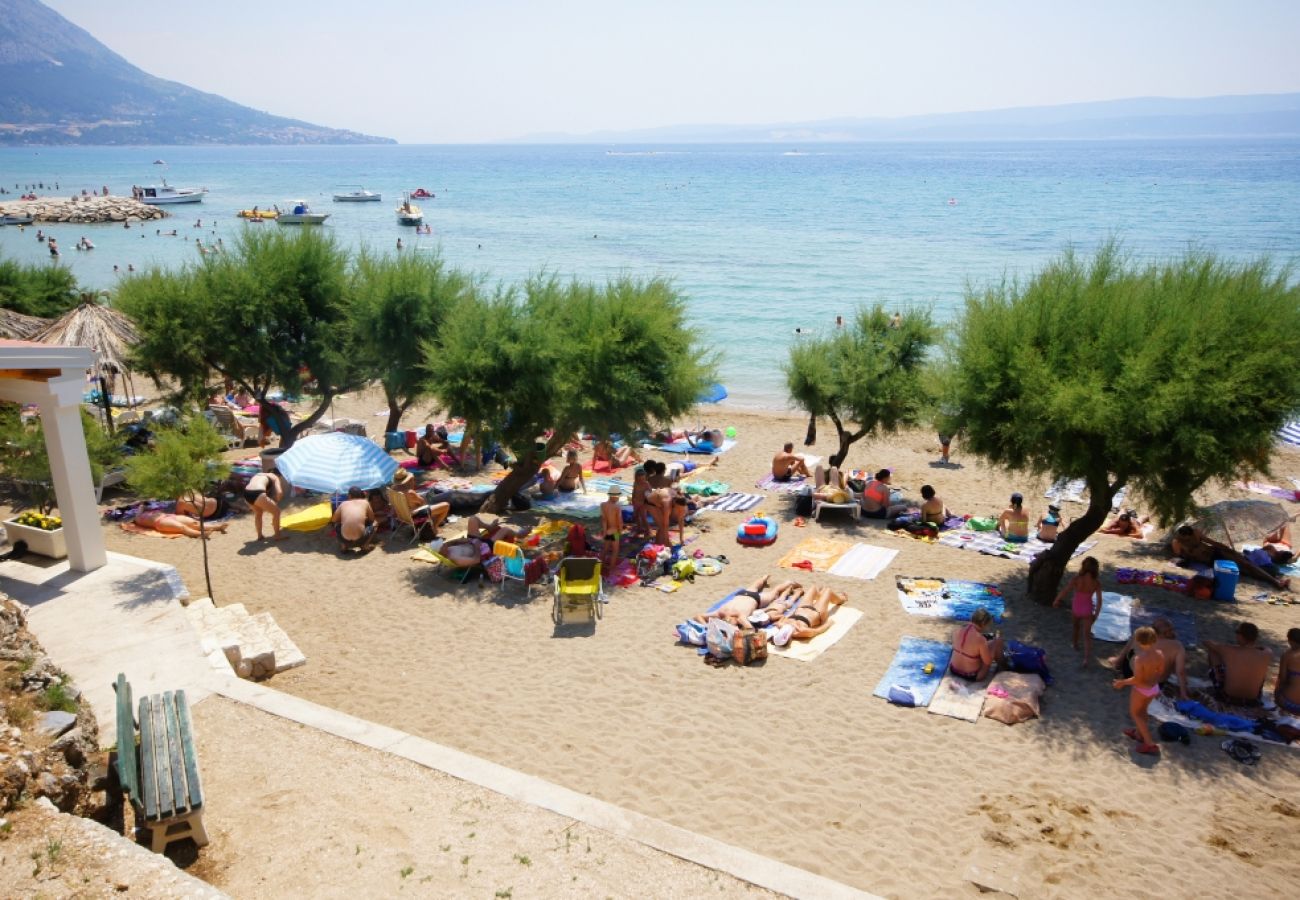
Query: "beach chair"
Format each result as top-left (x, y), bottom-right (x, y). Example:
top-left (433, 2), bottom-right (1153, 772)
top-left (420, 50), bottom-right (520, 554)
top-left (422, 543), bottom-right (480, 584)
top-left (553, 557), bottom-right (604, 626)
top-left (209, 405), bottom-right (258, 447)
top-left (387, 488), bottom-right (432, 544)
top-left (493, 540), bottom-right (534, 596)
top-left (813, 487), bottom-right (860, 523)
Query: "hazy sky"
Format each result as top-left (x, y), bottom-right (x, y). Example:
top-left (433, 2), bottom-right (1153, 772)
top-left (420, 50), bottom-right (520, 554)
top-left (45, 0), bottom-right (1300, 143)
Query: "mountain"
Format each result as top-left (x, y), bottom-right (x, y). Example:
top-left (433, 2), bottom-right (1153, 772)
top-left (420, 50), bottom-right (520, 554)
top-left (0, 0), bottom-right (394, 145)
top-left (516, 93), bottom-right (1300, 144)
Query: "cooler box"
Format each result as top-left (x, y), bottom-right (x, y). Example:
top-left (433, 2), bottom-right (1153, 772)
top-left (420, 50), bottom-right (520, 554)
top-left (384, 431), bottom-right (406, 452)
top-left (405, 430), bottom-right (418, 449)
top-left (1213, 560), bottom-right (1239, 601)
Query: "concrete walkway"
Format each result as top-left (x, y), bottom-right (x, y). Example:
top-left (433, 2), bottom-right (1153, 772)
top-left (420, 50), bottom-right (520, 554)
top-left (3, 552), bottom-right (879, 899)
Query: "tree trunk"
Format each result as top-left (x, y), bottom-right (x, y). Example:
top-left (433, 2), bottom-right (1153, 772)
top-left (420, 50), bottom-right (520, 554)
top-left (481, 433), bottom-right (569, 514)
top-left (829, 429), bottom-right (852, 469)
top-left (288, 389), bottom-right (337, 442)
top-left (383, 397), bottom-right (409, 436)
top-left (1026, 476), bottom-right (1122, 605)
top-left (188, 489), bottom-right (216, 601)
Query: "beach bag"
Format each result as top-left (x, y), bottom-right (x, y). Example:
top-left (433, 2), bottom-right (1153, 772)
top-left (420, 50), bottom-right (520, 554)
top-left (1158, 722), bottom-right (1191, 745)
top-left (1005, 640), bottom-right (1053, 685)
top-left (676, 619), bottom-right (707, 646)
top-left (510, 492), bottom-right (532, 511)
top-left (906, 522), bottom-right (939, 539)
top-left (968, 517), bottom-right (997, 532)
top-left (1189, 574), bottom-right (1215, 600)
top-left (706, 618), bottom-right (737, 659)
top-left (795, 487), bottom-right (814, 518)
top-left (847, 477), bottom-right (866, 493)
top-left (731, 628), bottom-right (767, 665)
top-left (672, 559), bottom-right (696, 582)
top-left (483, 555), bottom-right (506, 584)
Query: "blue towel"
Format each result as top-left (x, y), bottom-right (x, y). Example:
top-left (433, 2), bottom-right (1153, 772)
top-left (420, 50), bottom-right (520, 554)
top-left (646, 438), bottom-right (736, 455)
top-left (1174, 699), bottom-right (1258, 733)
top-left (872, 637), bottom-right (953, 707)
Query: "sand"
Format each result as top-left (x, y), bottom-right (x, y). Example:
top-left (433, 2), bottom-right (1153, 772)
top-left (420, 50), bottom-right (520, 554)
top-left (91, 387), bottom-right (1300, 897)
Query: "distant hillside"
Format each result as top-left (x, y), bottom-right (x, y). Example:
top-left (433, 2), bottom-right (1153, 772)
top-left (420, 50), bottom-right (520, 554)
top-left (518, 93), bottom-right (1300, 144)
top-left (0, 0), bottom-right (394, 145)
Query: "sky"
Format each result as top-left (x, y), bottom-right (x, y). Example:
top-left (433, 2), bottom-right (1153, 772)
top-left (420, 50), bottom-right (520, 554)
top-left (44, 0), bottom-right (1300, 143)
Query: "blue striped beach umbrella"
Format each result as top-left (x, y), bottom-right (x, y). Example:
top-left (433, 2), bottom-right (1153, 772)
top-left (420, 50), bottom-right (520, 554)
top-left (274, 432), bottom-right (399, 493)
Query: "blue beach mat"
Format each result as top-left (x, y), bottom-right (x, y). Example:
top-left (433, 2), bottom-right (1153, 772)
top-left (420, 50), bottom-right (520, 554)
top-left (643, 438), bottom-right (737, 455)
top-left (1131, 604), bottom-right (1199, 649)
top-left (872, 637), bottom-right (953, 707)
top-left (894, 577), bottom-right (1005, 622)
top-left (1277, 420), bottom-right (1300, 448)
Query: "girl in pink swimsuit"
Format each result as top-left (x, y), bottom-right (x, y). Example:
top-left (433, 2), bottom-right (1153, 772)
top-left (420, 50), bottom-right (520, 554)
top-left (1054, 556), bottom-right (1103, 668)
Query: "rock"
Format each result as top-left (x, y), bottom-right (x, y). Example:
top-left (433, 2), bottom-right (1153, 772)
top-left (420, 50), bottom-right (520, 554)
top-left (88, 764), bottom-right (109, 792)
top-left (51, 727), bottom-right (85, 766)
top-left (37, 710), bottom-right (77, 738)
top-left (62, 683), bottom-right (81, 702)
top-left (35, 771), bottom-right (62, 802)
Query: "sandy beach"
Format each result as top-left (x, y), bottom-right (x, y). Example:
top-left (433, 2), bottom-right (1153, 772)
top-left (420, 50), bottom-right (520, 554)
top-left (90, 389), bottom-right (1300, 898)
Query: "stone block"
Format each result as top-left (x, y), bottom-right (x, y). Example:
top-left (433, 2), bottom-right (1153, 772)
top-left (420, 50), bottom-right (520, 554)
top-left (36, 710), bottom-right (77, 738)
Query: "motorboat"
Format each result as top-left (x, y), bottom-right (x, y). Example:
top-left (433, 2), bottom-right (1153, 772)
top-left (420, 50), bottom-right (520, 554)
top-left (138, 180), bottom-right (206, 205)
top-left (237, 208), bottom-right (279, 220)
top-left (396, 193), bottom-right (423, 225)
top-left (410, 188), bottom-right (434, 199)
top-left (0, 213), bottom-right (35, 226)
top-left (153, 159), bottom-right (166, 165)
top-left (276, 200), bottom-right (329, 225)
top-left (333, 187), bottom-right (382, 202)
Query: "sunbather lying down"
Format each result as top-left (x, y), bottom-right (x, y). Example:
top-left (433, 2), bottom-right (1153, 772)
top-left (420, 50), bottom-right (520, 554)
top-left (694, 575), bottom-right (802, 627)
top-left (770, 585), bottom-right (846, 646)
top-left (134, 509), bottom-right (229, 538)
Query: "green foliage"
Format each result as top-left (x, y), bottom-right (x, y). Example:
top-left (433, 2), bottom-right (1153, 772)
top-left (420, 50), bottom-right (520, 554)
top-left (0, 254), bottom-right (78, 317)
top-left (351, 250), bottom-right (472, 432)
top-left (124, 414), bottom-right (231, 505)
top-left (785, 305), bottom-right (938, 466)
top-left (117, 228), bottom-right (362, 428)
top-left (953, 243), bottom-right (1300, 526)
top-left (0, 406), bottom-right (123, 513)
top-left (39, 681), bottom-right (78, 714)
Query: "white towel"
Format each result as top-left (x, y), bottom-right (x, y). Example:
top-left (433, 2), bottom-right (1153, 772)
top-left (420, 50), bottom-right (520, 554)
top-left (1091, 592), bottom-right (1133, 642)
top-left (827, 543), bottom-right (899, 581)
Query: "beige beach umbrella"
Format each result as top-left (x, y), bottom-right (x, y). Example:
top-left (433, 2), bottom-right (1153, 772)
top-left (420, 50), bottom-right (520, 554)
top-left (33, 297), bottom-right (141, 377)
top-left (0, 307), bottom-right (51, 340)
top-left (1192, 499), bottom-right (1291, 550)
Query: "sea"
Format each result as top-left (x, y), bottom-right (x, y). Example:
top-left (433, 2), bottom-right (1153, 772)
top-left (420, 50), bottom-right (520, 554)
top-left (2, 140), bottom-right (1299, 409)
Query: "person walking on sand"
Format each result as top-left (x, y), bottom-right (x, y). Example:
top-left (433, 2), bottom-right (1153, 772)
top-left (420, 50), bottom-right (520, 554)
top-left (599, 484), bottom-right (624, 572)
top-left (243, 469), bottom-right (288, 541)
top-left (1054, 556), bottom-right (1103, 667)
top-left (1113, 626), bottom-right (1164, 756)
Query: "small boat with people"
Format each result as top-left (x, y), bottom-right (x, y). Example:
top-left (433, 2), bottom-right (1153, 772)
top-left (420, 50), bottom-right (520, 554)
top-left (333, 186), bottom-right (382, 202)
top-left (0, 213), bottom-right (35, 226)
top-left (410, 188), bottom-right (434, 199)
top-left (276, 200), bottom-right (329, 225)
top-left (396, 193), bottom-right (423, 225)
top-left (237, 207), bottom-right (279, 220)
top-left (135, 180), bottom-right (206, 205)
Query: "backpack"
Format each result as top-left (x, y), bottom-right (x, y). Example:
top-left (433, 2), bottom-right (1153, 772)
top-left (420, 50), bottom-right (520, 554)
top-left (794, 486), bottom-right (814, 518)
top-left (731, 628), bottom-right (768, 665)
top-left (706, 619), bottom-right (737, 659)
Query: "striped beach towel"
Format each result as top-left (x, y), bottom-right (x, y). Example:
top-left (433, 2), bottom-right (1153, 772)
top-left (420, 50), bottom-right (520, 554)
top-left (1278, 421), bottom-right (1300, 448)
top-left (702, 492), bottom-right (764, 513)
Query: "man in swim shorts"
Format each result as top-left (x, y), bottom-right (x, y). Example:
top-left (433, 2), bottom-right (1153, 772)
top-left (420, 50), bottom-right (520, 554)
top-left (1203, 621), bottom-right (1273, 707)
top-left (332, 486), bottom-right (376, 553)
top-left (772, 442), bottom-right (811, 481)
top-left (694, 575), bottom-right (803, 627)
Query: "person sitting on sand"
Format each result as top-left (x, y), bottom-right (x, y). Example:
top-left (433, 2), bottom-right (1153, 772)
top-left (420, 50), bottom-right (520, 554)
top-left (770, 585), bottom-right (847, 646)
top-left (1037, 504), bottom-right (1064, 543)
top-left (1203, 621), bottom-right (1273, 707)
top-left (134, 508), bottom-right (229, 539)
top-left (175, 494), bottom-right (228, 521)
top-left (415, 424), bottom-right (452, 467)
top-left (997, 492), bottom-right (1030, 542)
top-left (949, 607), bottom-right (1004, 681)
top-left (1274, 627), bottom-right (1300, 715)
top-left (332, 487), bottom-right (377, 553)
top-left (593, 439), bottom-right (639, 470)
top-left (917, 484), bottom-right (952, 527)
top-left (696, 576), bottom-right (804, 628)
top-left (1108, 617), bottom-right (1189, 700)
top-left (1112, 626), bottom-right (1164, 756)
top-left (685, 428), bottom-right (724, 452)
top-left (243, 469), bottom-right (287, 541)
top-left (772, 442), bottom-right (811, 481)
top-left (1100, 510), bottom-right (1147, 538)
top-left (1172, 524), bottom-right (1290, 590)
top-left (860, 469), bottom-right (907, 520)
top-left (466, 513), bottom-right (530, 545)
top-left (538, 449), bottom-right (585, 498)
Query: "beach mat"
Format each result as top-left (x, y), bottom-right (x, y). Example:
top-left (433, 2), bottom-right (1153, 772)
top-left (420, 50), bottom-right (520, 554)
top-left (827, 543), bottom-right (898, 581)
top-left (1236, 480), bottom-right (1300, 502)
top-left (937, 528), bottom-right (1095, 564)
top-left (1044, 478), bottom-right (1128, 511)
top-left (1091, 592), bottom-right (1134, 642)
top-left (1132, 604), bottom-right (1199, 648)
top-left (702, 492), bottom-right (764, 513)
top-left (281, 501), bottom-right (333, 533)
top-left (928, 672), bottom-right (991, 722)
top-left (872, 637), bottom-right (953, 707)
top-left (894, 577), bottom-right (1006, 621)
top-left (778, 537), bottom-right (853, 573)
top-left (1147, 696), bottom-right (1299, 749)
top-left (768, 606), bottom-right (862, 662)
top-left (1277, 421), bottom-right (1300, 448)
top-left (531, 490), bottom-right (605, 519)
top-left (643, 438), bottom-right (736, 455)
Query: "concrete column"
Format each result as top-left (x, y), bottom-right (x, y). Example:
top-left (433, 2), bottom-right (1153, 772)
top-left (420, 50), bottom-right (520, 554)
top-left (38, 372), bottom-right (107, 572)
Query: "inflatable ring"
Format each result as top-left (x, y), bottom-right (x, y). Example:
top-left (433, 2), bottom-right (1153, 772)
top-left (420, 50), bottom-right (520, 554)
top-left (694, 557), bottom-right (723, 576)
top-left (736, 516), bottom-right (778, 547)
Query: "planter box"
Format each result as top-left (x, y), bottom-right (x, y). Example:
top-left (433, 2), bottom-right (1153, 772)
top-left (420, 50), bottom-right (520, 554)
top-left (3, 519), bottom-right (68, 560)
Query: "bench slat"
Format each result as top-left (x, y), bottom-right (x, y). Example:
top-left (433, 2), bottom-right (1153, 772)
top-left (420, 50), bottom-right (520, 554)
top-left (137, 695), bottom-right (159, 821)
top-left (175, 690), bottom-right (204, 810)
top-left (162, 692), bottom-right (189, 815)
top-left (149, 695), bottom-right (175, 821)
top-left (113, 674), bottom-right (139, 799)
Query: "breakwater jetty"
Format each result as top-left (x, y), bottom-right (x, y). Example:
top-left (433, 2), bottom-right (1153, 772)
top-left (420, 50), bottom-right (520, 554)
top-left (0, 195), bottom-right (167, 224)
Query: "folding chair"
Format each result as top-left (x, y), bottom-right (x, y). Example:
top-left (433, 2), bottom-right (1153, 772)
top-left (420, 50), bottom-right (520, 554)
top-left (387, 488), bottom-right (433, 544)
top-left (493, 540), bottom-right (535, 596)
top-left (553, 557), bottom-right (604, 625)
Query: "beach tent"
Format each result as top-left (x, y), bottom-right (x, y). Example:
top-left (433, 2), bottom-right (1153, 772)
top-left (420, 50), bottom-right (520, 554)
top-left (0, 307), bottom-right (51, 340)
top-left (1191, 499), bottom-right (1290, 550)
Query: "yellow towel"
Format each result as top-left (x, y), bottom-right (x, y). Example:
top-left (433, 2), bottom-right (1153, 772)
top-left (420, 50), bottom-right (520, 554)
top-left (777, 537), bottom-right (854, 572)
top-left (281, 501), bottom-right (333, 533)
top-left (768, 607), bottom-right (862, 662)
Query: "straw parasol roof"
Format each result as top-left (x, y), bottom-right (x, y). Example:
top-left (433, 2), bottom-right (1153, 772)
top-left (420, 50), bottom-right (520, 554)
top-left (33, 299), bottom-right (140, 374)
top-left (0, 307), bottom-right (51, 340)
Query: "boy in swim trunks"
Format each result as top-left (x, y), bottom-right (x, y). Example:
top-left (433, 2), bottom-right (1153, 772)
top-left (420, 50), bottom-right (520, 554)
top-left (1112, 626), bottom-right (1163, 755)
top-left (599, 484), bottom-right (624, 571)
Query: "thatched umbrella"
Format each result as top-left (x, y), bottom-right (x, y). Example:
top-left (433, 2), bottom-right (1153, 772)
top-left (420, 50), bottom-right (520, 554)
top-left (0, 307), bottom-right (51, 340)
top-left (33, 298), bottom-right (142, 426)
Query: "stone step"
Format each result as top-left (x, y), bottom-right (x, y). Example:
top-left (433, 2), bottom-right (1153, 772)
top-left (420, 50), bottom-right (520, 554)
top-left (184, 598), bottom-right (306, 681)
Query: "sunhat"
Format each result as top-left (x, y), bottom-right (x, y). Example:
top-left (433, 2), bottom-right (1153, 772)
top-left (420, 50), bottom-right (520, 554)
top-left (607, 484), bottom-right (623, 497)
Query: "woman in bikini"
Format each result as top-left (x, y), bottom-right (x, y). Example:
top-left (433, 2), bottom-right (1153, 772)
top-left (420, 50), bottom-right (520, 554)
top-left (175, 493), bottom-right (228, 521)
top-left (134, 508), bottom-right (229, 539)
top-left (242, 469), bottom-right (287, 540)
top-left (538, 449), bottom-right (586, 498)
top-left (770, 585), bottom-right (847, 646)
top-left (1275, 627), bottom-right (1300, 715)
top-left (694, 576), bottom-right (803, 627)
top-left (950, 607), bottom-right (1004, 681)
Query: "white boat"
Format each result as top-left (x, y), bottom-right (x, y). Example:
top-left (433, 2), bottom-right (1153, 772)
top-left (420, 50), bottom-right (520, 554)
top-left (276, 200), bottom-right (329, 225)
top-left (333, 186), bottom-right (381, 202)
top-left (138, 181), bottom-right (206, 205)
top-left (396, 193), bottom-right (423, 225)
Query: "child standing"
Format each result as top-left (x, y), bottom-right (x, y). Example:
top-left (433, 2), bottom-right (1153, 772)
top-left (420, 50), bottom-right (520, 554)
top-left (1054, 556), bottom-right (1103, 667)
top-left (1112, 626), bottom-right (1164, 755)
top-left (599, 485), bottom-right (624, 572)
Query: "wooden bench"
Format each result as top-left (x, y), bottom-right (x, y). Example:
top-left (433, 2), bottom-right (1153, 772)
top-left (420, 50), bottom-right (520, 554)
top-left (113, 673), bottom-right (209, 853)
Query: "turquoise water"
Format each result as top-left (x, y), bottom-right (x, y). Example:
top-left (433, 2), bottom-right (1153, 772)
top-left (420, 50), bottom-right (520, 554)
top-left (3, 141), bottom-right (1299, 407)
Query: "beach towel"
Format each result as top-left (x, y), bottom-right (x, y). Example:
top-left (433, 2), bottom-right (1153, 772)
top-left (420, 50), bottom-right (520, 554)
top-left (1090, 592), bottom-right (1134, 642)
top-left (643, 438), bottom-right (736, 455)
top-left (281, 501), bottom-right (333, 533)
top-left (983, 672), bottom-right (1046, 725)
top-left (701, 492), bottom-right (764, 513)
top-left (1147, 697), bottom-right (1299, 749)
top-left (872, 637), bottom-right (953, 707)
top-left (1132, 604), bottom-right (1199, 648)
top-left (894, 577), bottom-right (1006, 621)
top-left (937, 528), bottom-right (1095, 564)
top-left (778, 537), bottom-right (853, 573)
top-left (755, 472), bottom-right (806, 492)
top-left (768, 606), bottom-right (862, 662)
top-left (1236, 480), bottom-right (1300, 502)
top-left (827, 543), bottom-right (899, 581)
top-left (1044, 478), bottom-right (1085, 503)
top-left (928, 672), bottom-right (991, 722)
top-left (1277, 421), bottom-right (1300, 448)
top-left (531, 489), bottom-right (606, 519)
top-left (682, 480), bottom-right (730, 497)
